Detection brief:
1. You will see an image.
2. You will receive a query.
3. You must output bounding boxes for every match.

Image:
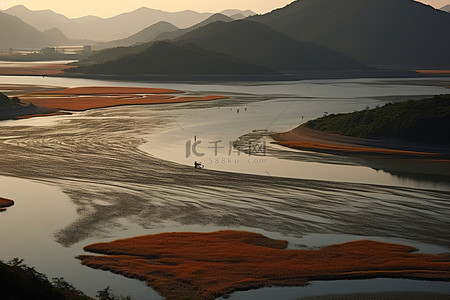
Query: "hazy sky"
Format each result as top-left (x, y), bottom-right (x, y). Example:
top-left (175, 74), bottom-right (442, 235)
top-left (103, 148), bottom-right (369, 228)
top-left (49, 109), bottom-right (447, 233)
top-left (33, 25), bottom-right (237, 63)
top-left (0, 0), bottom-right (449, 18)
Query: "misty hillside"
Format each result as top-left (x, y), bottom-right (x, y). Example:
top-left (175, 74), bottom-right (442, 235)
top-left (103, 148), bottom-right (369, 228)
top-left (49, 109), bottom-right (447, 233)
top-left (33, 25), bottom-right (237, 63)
top-left (95, 21), bottom-right (179, 50)
top-left (72, 41), bottom-right (276, 75)
top-left (0, 11), bottom-right (54, 48)
top-left (176, 20), bottom-right (369, 71)
top-left (252, 0), bottom-right (450, 68)
top-left (154, 13), bottom-right (233, 41)
top-left (42, 27), bottom-right (71, 45)
top-left (4, 5), bottom-right (75, 31)
top-left (220, 9), bottom-right (256, 17)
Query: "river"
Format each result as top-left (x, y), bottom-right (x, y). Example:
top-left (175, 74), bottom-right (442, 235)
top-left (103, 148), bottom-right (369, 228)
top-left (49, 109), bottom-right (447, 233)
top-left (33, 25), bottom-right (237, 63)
top-left (0, 75), bottom-right (449, 299)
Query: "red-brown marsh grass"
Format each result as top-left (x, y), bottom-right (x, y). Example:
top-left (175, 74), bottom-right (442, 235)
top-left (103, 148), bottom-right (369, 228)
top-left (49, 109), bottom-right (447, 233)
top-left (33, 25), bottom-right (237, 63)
top-left (20, 87), bottom-right (227, 111)
top-left (0, 64), bottom-right (75, 76)
top-left (77, 230), bottom-right (450, 300)
top-left (0, 197), bottom-right (14, 212)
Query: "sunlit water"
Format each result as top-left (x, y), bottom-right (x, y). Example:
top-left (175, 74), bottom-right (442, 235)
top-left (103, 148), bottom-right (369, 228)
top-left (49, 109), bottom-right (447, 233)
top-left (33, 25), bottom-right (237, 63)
top-left (0, 75), bottom-right (449, 299)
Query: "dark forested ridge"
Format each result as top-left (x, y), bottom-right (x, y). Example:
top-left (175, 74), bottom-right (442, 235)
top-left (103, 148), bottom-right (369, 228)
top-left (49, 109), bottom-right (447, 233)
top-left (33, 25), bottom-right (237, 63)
top-left (305, 95), bottom-right (450, 144)
top-left (252, 0), bottom-right (450, 68)
top-left (72, 41), bottom-right (277, 75)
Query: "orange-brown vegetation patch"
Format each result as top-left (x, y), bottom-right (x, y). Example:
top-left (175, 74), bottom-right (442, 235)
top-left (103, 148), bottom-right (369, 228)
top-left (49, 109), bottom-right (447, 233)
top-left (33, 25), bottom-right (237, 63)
top-left (0, 197), bottom-right (14, 212)
top-left (0, 64), bottom-right (75, 76)
top-left (77, 230), bottom-right (450, 300)
top-left (277, 141), bottom-right (440, 157)
top-left (21, 87), bottom-right (227, 111)
top-left (415, 70), bottom-right (450, 74)
top-left (14, 112), bottom-right (70, 120)
top-left (34, 86), bottom-right (180, 95)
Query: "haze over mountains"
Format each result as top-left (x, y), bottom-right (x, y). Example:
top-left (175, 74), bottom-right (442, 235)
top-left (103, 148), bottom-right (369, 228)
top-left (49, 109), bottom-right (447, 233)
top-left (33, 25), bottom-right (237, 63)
top-left (441, 4), bottom-right (450, 12)
top-left (3, 5), bottom-right (254, 41)
top-left (74, 41), bottom-right (275, 76)
top-left (2, 0), bottom-right (450, 76)
top-left (0, 11), bottom-right (54, 48)
top-left (251, 0), bottom-right (450, 68)
top-left (175, 20), bottom-right (368, 72)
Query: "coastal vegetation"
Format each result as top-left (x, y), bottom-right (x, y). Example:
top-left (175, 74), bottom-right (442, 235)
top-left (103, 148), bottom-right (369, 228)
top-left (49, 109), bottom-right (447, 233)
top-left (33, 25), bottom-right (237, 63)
top-left (0, 259), bottom-right (131, 300)
top-left (305, 95), bottom-right (450, 144)
top-left (0, 258), bottom-right (89, 300)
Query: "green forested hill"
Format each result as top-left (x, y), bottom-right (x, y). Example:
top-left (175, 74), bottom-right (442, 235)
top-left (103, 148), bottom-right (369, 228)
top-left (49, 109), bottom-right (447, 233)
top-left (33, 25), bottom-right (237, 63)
top-left (305, 95), bottom-right (450, 144)
top-left (74, 41), bottom-right (276, 75)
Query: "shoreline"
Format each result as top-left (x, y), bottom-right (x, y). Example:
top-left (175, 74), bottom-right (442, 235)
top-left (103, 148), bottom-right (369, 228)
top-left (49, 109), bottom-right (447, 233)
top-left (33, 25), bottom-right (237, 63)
top-left (60, 69), bottom-right (450, 82)
top-left (1, 85), bottom-right (228, 119)
top-left (272, 125), bottom-right (450, 158)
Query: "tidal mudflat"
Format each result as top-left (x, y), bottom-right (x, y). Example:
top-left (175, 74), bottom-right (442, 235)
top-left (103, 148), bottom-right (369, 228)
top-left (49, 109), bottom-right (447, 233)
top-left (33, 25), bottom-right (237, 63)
top-left (1, 76), bottom-right (449, 299)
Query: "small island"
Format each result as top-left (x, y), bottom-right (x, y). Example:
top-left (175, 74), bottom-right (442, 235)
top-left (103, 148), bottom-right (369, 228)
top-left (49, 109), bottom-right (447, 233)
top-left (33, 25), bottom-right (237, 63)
top-left (0, 92), bottom-right (61, 120)
top-left (273, 95), bottom-right (450, 157)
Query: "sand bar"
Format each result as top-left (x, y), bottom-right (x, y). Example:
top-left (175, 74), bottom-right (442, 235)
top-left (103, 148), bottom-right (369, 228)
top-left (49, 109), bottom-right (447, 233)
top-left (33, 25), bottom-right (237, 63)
top-left (78, 230), bottom-right (450, 300)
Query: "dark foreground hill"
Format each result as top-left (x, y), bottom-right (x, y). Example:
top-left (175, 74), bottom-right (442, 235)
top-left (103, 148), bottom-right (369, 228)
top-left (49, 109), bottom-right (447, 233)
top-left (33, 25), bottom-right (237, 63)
top-left (176, 20), bottom-right (369, 72)
top-left (252, 0), bottom-right (450, 68)
top-left (72, 41), bottom-right (276, 76)
top-left (0, 259), bottom-right (89, 300)
top-left (305, 95), bottom-right (450, 144)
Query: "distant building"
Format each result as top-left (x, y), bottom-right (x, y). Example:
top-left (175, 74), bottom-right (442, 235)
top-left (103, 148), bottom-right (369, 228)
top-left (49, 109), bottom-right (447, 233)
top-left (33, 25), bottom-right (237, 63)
top-left (83, 45), bottom-right (92, 55)
top-left (40, 47), bottom-right (56, 55)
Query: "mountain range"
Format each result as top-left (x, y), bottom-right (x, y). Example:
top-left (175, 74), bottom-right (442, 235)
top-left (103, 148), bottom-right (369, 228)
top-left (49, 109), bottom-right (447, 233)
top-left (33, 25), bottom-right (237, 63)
top-left (251, 0), bottom-right (450, 68)
top-left (441, 4), bottom-right (450, 12)
top-left (73, 41), bottom-right (275, 76)
top-left (95, 13), bottom-right (235, 50)
top-left (76, 19), bottom-right (369, 76)
top-left (2, 0), bottom-right (450, 76)
top-left (175, 20), bottom-right (368, 72)
top-left (94, 21), bottom-right (180, 50)
top-left (0, 11), bottom-right (54, 48)
top-left (2, 5), bottom-right (254, 41)
top-left (153, 13), bottom-right (234, 42)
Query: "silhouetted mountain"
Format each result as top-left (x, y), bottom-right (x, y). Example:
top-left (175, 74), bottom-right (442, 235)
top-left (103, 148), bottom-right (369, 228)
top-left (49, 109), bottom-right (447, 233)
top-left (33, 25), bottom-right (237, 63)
top-left (441, 5), bottom-right (450, 12)
top-left (72, 41), bottom-right (276, 75)
top-left (220, 9), bottom-right (256, 17)
top-left (155, 13), bottom-right (233, 41)
top-left (95, 21), bottom-right (179, 50)
top-left (252, 0), bottom-right (450, 68)
top-left (4, 5), bottom-right (71, 31)
top-left (43, 28), bottom-right (71, 45)
top-left (229, 13), bottom-right (247, 20)
top-left (0, 11), bottom-right (54, 48)
top-left (3, 5), bottom-right (214, 41)
top-left (41, 27), bottom-right (94, 46)
top-left (176, 20), bottom-right (369, 71)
